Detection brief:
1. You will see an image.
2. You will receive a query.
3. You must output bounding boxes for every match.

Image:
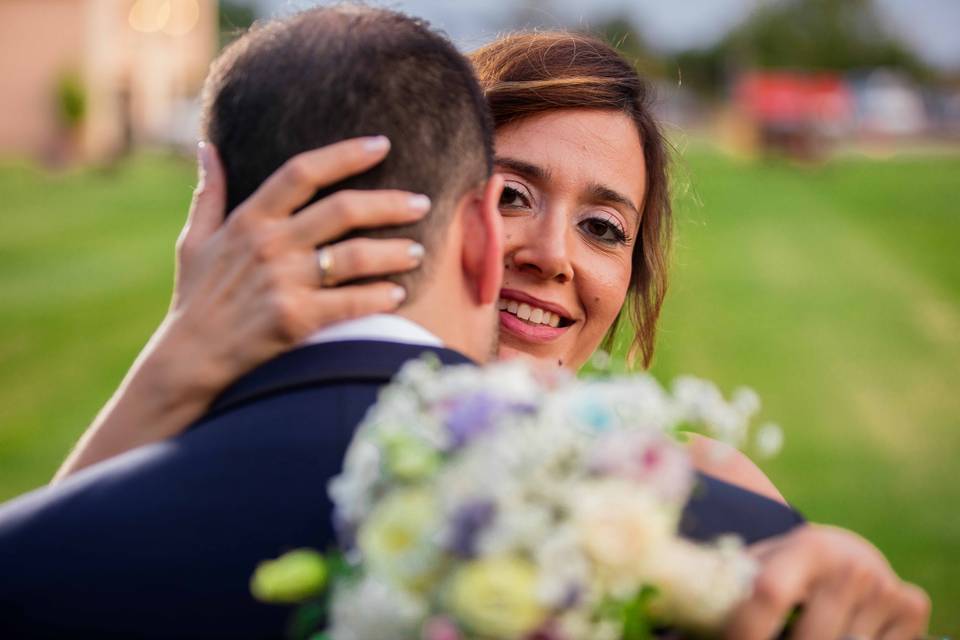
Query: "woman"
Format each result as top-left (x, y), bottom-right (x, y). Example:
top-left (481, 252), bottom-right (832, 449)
top-left (55, 31), bottom-right (929, 638)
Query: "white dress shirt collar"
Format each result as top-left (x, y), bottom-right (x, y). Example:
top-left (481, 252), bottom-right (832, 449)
top-left (302, 314), bottom-right (443, 348)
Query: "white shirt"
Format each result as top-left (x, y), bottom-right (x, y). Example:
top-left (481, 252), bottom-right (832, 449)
top-left (302, 314), bottom-right (443, 348)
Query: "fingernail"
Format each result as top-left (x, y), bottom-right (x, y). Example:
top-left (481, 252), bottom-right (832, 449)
top-left (408, 243), bottom-right (425, 260)
top-left (408, 194), bottom-right (431, 212)
top-left (196, 141), bottom-right (209, 191)
top-left (363, 135), bottom-right (390, 153)
top-left (391, 286), bottom-right (407, 303)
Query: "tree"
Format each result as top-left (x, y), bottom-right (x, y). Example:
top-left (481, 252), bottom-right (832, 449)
top-left (724, 0), bottom-right (928, 76)
top-left (219, 0), bottom-right (256, 49)
top-left (664, 0), bottom-right (932, 96)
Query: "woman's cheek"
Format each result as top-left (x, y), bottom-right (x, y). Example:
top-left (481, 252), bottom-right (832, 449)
top-left (583, 258), bottom-right (632, 345)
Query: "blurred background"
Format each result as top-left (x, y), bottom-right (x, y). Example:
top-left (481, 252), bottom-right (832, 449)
top-left (0, 0), bottom-right (957, 631)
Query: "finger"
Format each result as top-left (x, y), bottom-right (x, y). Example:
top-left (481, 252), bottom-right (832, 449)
top-left (311, 282), bottom-right (407, 326)
top-left (879, 584), bottom-right (931, 640)
top-left (235, 136), bottom-right (391, 221)
top-left (312, 238), bottom-right (424, 287)
top-left (287, 189), bottom-right (431, 247)
top-left (725, 539), bottom-right (816, 640)
top-left (788, 582), bottom-right (858, 640)
top-left (178, 142), bottom-right (227, 258)
top-left (845, 581), bottom-right (893, 640)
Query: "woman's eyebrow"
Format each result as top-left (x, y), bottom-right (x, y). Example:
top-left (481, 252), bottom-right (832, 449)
top-left (587, 182), bottom-right (641, 225)
top-left (494, 156), bottom-right (550, 182)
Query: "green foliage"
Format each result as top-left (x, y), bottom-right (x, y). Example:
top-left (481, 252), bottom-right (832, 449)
top-left (724, 0), bottom-right (928, 77)
top-left (55, 72), bottom-right (87, 130)
top-left (594, 15), bottom-right (663, 77)
top-left (219, 0), bottom-right (256, 49)
top-left (664, 0), bottom-right (933, 95)
top-left (621, 585), bottom-right (660, 640)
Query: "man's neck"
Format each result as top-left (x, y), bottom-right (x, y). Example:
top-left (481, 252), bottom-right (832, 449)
top-left (397, 300), bottom-right (495, 364)
top-left (303, 314), bottom-right (442, 348)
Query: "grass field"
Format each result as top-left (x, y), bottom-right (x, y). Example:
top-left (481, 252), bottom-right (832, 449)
top-left (1, 148), bottom-right (958, 632)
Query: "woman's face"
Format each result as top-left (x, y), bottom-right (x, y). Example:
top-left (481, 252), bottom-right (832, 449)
top-left (494, 108), bottom-right (647, 370)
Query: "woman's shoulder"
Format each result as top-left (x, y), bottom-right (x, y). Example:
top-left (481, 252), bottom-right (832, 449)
top-left (686, 433), bottom-right (786, 504)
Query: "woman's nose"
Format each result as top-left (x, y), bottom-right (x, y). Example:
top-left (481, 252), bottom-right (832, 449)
top-left (508, 214), bottom-right (574, 283)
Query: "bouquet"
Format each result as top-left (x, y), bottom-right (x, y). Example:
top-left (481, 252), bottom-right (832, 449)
top-left (251, 355), bottom-right (782, 639)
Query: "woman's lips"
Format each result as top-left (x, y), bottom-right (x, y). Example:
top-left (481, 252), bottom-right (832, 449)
top-left (499, 310), bottom-right (570, 343)
top-left (497, 289), bottom-right (575, 343)
top-left (499, 288), bottom-right (573, 322)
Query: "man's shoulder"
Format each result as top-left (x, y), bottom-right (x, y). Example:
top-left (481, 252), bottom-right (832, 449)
top-left (204, 340), bottom-right (474, 420)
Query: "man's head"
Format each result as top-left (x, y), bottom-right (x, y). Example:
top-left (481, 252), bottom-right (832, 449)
top-left (200, 5), bottom-right (504, 361)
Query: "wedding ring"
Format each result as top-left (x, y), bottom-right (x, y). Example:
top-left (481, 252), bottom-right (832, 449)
top-left (315, 246), bottom-right (335, 287)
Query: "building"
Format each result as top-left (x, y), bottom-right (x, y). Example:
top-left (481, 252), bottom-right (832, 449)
top-left (732, 70), bottom-right (856, 158)
top-left (0, 0), bottom-right (218, 164)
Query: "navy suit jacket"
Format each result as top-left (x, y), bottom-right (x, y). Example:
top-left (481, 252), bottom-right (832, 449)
top-left (0, 341), bottom-right (802, 638)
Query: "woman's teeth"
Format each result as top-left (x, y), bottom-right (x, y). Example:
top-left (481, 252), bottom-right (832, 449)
top-left (499, 298), bottom-right (562, 328)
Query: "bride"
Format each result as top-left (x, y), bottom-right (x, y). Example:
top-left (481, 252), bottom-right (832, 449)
top-left (55, 28), bottom-right (929, 639)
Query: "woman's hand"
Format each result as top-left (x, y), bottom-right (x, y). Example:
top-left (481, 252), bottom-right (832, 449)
top-left (54, 137), bottom-right (428, 481)
top-left (167, 137), bottom-right (428, 393)
top-left (725, 524), bottom-right (931, 640)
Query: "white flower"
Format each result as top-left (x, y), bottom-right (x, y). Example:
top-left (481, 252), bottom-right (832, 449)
top-left (672, 376), bottom-right (748, 446)
top-left (731, 386), bottom-right (761, 419)
top-left (755, 422), bottom-right (784, 458)
top-left (475, 496), bottom-right (553, 557)
top-left (644, 536), bottom-right (757, 630)
top-left (555, 608), bottom-right (621, 640)
top-left (586, 429), bottom-right (695, 507)
top-left (327, 575), bottom-right (425, 640)
top-left (534, 526), bottom-right (591, 608)
top-left (571, 480), bottom-right (675, 597)
top-left (328, 440), bottom-right (381, 526)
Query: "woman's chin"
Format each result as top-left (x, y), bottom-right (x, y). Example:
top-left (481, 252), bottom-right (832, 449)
top-left (495, 344), bottom-right (536, 363)
top-left (495, 341), bottom-right (574, 370)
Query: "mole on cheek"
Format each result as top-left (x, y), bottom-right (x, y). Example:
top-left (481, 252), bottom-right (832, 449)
top-left (558, 359), bottom-right (563, 367)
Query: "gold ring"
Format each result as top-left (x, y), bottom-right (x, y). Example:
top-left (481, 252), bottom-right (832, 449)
top-left (315, 246), bottom-right (334, 287)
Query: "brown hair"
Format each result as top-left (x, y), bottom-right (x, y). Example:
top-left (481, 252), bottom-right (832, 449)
top-left (202, 5), bottom-right (493, 300)
top-left (469, 32), bottom-right (672, 368)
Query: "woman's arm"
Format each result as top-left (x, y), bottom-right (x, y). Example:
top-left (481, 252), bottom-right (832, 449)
top-left (687, 433), bottom-right (786, 504)
top-left (54, 138), bottom-right (428, 482)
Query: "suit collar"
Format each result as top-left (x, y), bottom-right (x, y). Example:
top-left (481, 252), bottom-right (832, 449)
top-left (303, 314), bottom-right (443, 348)
top-left (207, 340), bottom-right (474, 418)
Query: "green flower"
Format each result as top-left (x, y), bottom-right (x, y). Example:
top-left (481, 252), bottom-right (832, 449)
top-left (449, 556), bottom-right (545, 639)
top-left (250, 549), bottom-right (328, 604)
top-left (381, 431), bottom-right (441, 481)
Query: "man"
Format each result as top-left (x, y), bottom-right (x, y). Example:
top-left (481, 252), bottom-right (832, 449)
top-left (0, 7), bottom-right (501, 637)
top-left (0, 5), bottom-right (928, 639)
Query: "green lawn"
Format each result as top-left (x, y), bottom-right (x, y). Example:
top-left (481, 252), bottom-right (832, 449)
top-left (1, 148), bottom-right (958, 632)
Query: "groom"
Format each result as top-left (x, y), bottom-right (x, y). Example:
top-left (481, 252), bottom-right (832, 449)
top-left (0, 7), bottom-right (503, 637)
top-left (0, 5), bottom-right (925, 639)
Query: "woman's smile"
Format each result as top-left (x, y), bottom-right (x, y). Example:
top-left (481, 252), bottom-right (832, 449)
top-left (498, 288), bottom-right (574, 343)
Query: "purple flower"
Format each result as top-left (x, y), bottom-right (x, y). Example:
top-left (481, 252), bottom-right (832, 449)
top-left (441, 393), bottom-right (536, 450)
top-left (332, 511), bottom-right (358, 551)
top-left (446, 499), bottom-right (497, 558)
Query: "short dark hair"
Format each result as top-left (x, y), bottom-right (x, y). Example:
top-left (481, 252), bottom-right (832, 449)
top-left (201, 4), bottom-right (494, 295)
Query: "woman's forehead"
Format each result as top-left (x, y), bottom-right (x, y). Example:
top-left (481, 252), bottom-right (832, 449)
top-left (494, 109), bottom-right (647, 209)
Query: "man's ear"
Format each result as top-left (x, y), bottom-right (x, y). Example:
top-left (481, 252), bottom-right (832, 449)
top-left (461, 174), bottom-right (504, 305)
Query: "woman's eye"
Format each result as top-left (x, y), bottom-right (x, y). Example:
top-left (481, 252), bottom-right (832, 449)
top-left (580, 218), bottom-right (627, 244)
top-left (499, 185), bottom-right (530, 209)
